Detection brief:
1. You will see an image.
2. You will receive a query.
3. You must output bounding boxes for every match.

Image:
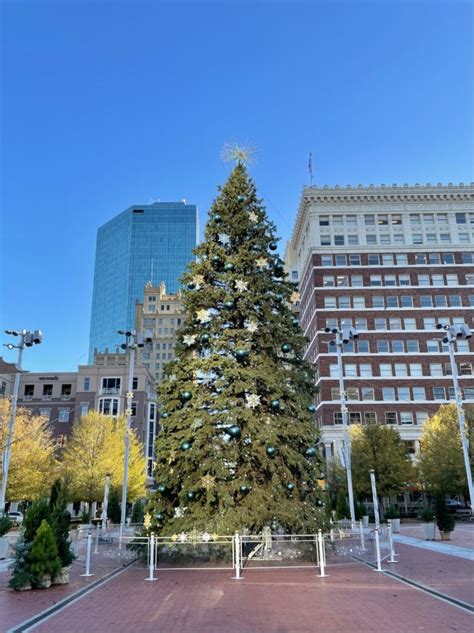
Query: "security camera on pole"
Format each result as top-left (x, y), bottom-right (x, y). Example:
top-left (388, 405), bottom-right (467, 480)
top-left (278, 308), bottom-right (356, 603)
top-left (436, 322), bottom-right (473, 513)
top-left (325, 323), bottom-right (358, 527)
top-left (1, 329), bottom-right (43, 513)
top-left (117, 329), bottom-right (151, 543)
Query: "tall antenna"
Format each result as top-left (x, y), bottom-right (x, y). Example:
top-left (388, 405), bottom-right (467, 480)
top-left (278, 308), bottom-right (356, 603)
top-left (308, 152), bottom-right (313, 185)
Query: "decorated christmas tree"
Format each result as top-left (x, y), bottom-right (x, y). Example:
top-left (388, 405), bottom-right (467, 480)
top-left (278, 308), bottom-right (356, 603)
top-left (147, 151), bottom-right (324, 535)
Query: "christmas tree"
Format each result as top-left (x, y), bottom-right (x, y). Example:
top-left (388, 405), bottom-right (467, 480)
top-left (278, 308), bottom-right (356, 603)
top-left (147, 155), bottom-right (324, 535)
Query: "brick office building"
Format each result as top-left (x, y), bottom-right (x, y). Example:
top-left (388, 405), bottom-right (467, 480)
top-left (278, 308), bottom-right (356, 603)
top-left (289, 182), bottom-right (474, 459)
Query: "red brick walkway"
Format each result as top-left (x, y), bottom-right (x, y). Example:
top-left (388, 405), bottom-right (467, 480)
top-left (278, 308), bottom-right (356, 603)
top-left (23, 563), bottom-right (472, 633)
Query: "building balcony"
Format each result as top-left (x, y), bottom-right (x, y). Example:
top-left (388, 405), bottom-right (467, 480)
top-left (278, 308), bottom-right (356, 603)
top-left (100, 387), bottom-right (121, 396)
top-left (23, 395), bottom-right (33, 401)
top-left (42, 395), bottom-right (52, 401)
top-left (61, 394), bottom-right (72, 401)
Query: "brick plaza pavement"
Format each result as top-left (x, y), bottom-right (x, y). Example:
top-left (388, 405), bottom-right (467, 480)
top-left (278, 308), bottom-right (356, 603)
top-left (14, 559), bottom-right (472, 633)
top-left (398, 522), bottom-right (474, 550)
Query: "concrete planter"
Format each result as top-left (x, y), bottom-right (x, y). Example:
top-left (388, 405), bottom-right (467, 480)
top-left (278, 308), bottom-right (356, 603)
top-left (362, 516), bottom-right (369, 528)
top-left (35, 574), bottom-right (52, 589)
top-left (0, 536), bottom-right (10, 559)
top-left (53, 566), bottom-right (70, 585)
top-left (422, 522), bottom-right (436, 540)
top-left (439, 531), bottom-right (452, 541)
top-left (389, 518), bottom-right (400, 533)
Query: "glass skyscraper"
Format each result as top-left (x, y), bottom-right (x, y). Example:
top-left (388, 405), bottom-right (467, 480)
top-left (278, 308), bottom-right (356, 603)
top-left (88, 201), bottom-right (198, 361)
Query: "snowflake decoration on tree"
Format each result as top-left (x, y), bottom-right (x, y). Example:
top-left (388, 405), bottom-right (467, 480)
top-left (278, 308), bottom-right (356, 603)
top-left (290, 291), bottom-right (300, 303)
top-left (192, 274), bottom-right (205, 286)
top-left (191, 418), bottom-right (203, 431)
top-left (218, 233), bottom-right (231, 246)
top-left (179, 532), bottom-right (188, 543)
top-left (201, 532), bottom-right (212, 542)
top-left (196, 308), bottom-right (212, 323)
top-left (245, 320), bottom-right (259, 333)
top-left (201, 474), bottom-right (216, 490)
top-left (245, 393), bottom-right (261, 409)
top-left (221, 142), bottom-right (256, 166)
top-left (183, 334), bottom-right (197, 346)
top-left (248, 211), bottom-right (259, 223)
top-left (256, 257), bottom-right (268, 269)
top-left (235, 280), bottom-right (248, 292)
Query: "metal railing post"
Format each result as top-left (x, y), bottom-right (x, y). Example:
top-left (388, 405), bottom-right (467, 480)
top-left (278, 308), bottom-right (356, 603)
top-left (232, 532), bottom-right (243, 580)
top-left (373, 528), bottom-right (382, 572)
top-left (359, 520), bottom-right (366, 551)
top-left (317, 530), bottom-right (327, 577)
top-left (387, 521), bottom-right (397, 563)
top-left (145, 535), bottom-right (157, 581)
top-left (81, 533), bottom-right (94, 577)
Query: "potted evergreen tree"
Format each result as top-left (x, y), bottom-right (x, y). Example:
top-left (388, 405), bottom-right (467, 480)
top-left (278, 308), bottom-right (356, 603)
top-left (435, 495), bottom-right (456, 541)
top-left (385, 505), bottom-right (400, 532)
top-left (29, 520), bottom-right (62, 589)
top-left (360, 503), bottom-right (369, 528)
top-left (8, 531), bottom-right (33, 591)
top-left (0, 515), bottom-right (12, 559)
top-left (420, 506), bottom-right (436, 540)
top-left (50, 486), bottom-right (75, 584)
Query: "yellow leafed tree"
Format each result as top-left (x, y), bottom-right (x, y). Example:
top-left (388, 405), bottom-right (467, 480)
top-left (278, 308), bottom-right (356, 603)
top-left (61, 411), bottom-right (146, 505)
top-left (0, 397), bottom-right (58, 501)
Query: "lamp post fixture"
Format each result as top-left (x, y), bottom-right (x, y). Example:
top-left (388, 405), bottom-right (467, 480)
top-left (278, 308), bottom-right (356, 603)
top-left (436, 322), bottom-right (473, 513)
top-left (326, 323), bottom-right (358, 527)
top-left (1, 329), bottom-right (43, 513)
top-left (117, 329), bottom-right (150, 542)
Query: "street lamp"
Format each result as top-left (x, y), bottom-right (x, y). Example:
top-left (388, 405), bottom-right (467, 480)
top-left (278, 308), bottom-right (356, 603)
top-left (1, 329), bottom-right (43, 513)
top-left (326, 323), bottom-right (358, 526)
top-left (436, 322), bottom-right (473, 512)
top-left (117, 329), bottom-right (150, 542)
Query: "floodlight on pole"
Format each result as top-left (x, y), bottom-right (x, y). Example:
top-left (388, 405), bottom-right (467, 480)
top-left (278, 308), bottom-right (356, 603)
top-left (326, 323), bottom-right (358, 527)
top-left (1, 329), bottom-right (43, 513)
top-left (436, 322), bottom-right (473, 513)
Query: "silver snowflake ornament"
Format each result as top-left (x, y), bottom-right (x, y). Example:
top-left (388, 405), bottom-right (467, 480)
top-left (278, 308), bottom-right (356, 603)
top-left (245, 393), bottom-right (261, 409)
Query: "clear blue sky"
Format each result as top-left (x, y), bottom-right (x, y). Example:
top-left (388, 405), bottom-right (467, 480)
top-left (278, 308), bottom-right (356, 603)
top-left (1, 0), bottom-right (472, 372)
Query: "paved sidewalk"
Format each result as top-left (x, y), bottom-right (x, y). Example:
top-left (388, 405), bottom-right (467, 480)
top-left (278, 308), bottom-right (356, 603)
top-left (393, 533), bottom-right (474, 560)
top-left (22, 564), bottom-right (473, 633)
top-left (398, 522), bottom-right (474, 550)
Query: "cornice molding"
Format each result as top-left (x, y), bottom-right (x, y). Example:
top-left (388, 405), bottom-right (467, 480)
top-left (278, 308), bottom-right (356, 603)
top-left (291, 183), bottom-right (474, 247)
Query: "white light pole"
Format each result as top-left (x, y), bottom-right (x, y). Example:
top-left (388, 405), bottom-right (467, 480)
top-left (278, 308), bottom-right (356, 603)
top-left (1, 329), bottom-right (43, 513)
top-left (326, 324), bottom-right (358, 527)
top-left (101, 472), bottom-right (111, 530)
top-left (436, 323), bottom-right (473, 513)
top-left (117, 330), bottom-right (148, 542)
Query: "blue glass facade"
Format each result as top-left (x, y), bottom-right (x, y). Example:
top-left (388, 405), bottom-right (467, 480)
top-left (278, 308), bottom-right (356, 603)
top-left (88, 202), bottom-right (197, 361)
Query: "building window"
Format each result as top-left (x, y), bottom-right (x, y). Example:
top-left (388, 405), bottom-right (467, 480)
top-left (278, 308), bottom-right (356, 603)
top-left (83, 377), bottom-right (90, 391)
top-left (132, 377), bottom-right (138, 390)
top-left (398, 274), bottom-right (411, 286)
top-left (349, 254), bottom-right (361, 265)
top-left (459, 363), bottom-right (472, 376)
top-left (370, 275), bottom-right (382, 286)
top-left (42, 384), bottom-right (53, 398)
top-left (335, 255), bottom-right (346, 265)
top-left (357, 340), bottom-right (370, 353)
top-left (413, 387), bottom-right (426, 400)
top-left (59, 409), bottom-right (70, 423)
top-left (319, 216), bottom-right (329, 226)
top-left (382, 387), bottom-right (395, 400)
top-left (389, 318), bottom-right (401, 330)
top-left (443, 252), bottom-right (455, 264)
top-left (368, 254), bottom-right (379, 265)
top-left (321, 255), bottom-right (333, 266)
top-left (461, 252), bottom-right (473, 264)
top-left (80, 403), bottom-right (89, 417)
top-left (353, 296), bottom-right (365, 309)
top-left (101, 377), bottom-right (121, 394)
top-left (430, 363), bottom-right (443, 377)
top-left (321, 236), bottom-right (331, 246)
top-left (364, 412), bottom-right (377, 424)
top-left (337, 275), bottom-right (349, 286)
top-left (359, 364), bottom-right (372, 377)
top-left (385, 412), bottom-right (397, 425)
top-left (404, 317), bottom-right (416, 330)
top-left (372, 296), bottom-right (384, 308)
top-left (433, 387), bottom-right (446, 400)
top-left (420, 295), bottom-right (432, 307)
top-left (351, 275), bottom-right (363, 287)
top-left (428, 253), bottom-right (441, 264)
top-left (394, 364), bottom-right (408, 377)
top-left (398, 387), bottom-right (410, 401)
top-left (418, 274), bottom-right (430, 286)
top-left (374, 318), bottom-right (386, 330)
top-left (464, 387), bottom-right (474, 400)
top-left (385, 275), bottom-right (396, 286)
top-left (98, 398), bottom-right (119, 416)
top-left (349, 412), bottom-right (361, 424)
top-left (404, 440), bottom-right (416, 455)
top-left (334, 235), bottom-right (345, 246)
top-left (377, 341), bottom-right (390, 353)
top-left (456, 213), bottom-right (466, 224)
top-left (400, 412), bottom-right (414, 425)
top-left (449, 295), bottom-right (462, 307)
top-left (406, 340), bottom-right (419, 352)
top-left (24, 384), bottom-right (34, 397)
top-left (323, 276), bottom-right (335, 287)
top-left (334, 412), bottom-right (343, 424)
top-left (329, 364), bottom-right (338, 378)
top-left (416, 411), bottom-right (429, 425)
top-left (426, 340), bottom-right (440, 353)
top-left (386, 296), bottom-right (398, 308)
top-left (361, 387), bottom-right (375, 400)
top-left (446, 274), bottom-right (458, 286)
top-left (392, 340), bottom-right (404, 353)
top-left (39, 408), bottom-right (51, 420)
top-left (344, 364), bottom-right (357, 377)
top-left (324, 297), bottom-right (337, 308)
top-left (410, 363), bottom-right (423, 376)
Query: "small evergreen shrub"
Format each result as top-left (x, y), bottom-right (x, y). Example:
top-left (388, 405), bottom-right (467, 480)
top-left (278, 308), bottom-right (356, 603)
top-left (108, 489), bottom-right (122, 524)
top-left (23, 500), bottom-right (51, 543)
top-left (9, 531), bottom-right (33, 590)
top-left (419, 506), bottom-right (435, 522)
top-left (131, 499), bottom-right (145, 524)
top-left (0, 515), bottom-right (12, 537)
top-left (29, 520), bottom-right (62, 587)
top-left (385, 505), bottom-right (400, 519)
top-left (435, 495), bottom-right (455, 534)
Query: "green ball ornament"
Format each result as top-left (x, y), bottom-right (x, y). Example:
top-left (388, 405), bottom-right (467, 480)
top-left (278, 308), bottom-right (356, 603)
top-left (186, 491), bottom-right (195, 501)
top-left (200, 333), bottom-right (210, 344)
top-left (227, 424), bottom-right (241, 438)
top-left (235, 348), bottom-right (249, 361)
top-left (266, 446), bottom-right (276, 457)
top-left (157, 483), bottom-right (166, 493)
top-left (269, 241), bottom-right (278, 251)
top-left (305, 447), bottom-right (317, 458)
top-left (316, 499), bottom-right (325, 507)
top-left (273, 265), bottom-right (284, 278)
top-left (237, 195), bottom-right (245, 202)
top-left (307, 404), bottom-right (316, 413)
top-left (281, 343), bottom-right (291, 353)
top-left (156, 513), bottom-right (165, 521)
top-left (292, 317), bottom-right (299, 327)
top-left (223, 299), bottom-right (234, 309)
top-left (251, 245), bottom-right (260, 253)
top-left (270, 521), bottom-right (278, 531)
top-left (187, 282), bottom-right (196, 290)
top-left (318, 472), bottom-right (326, 480)
top-left (213, 214), bottom-right (222, 223)
top-left (240, 484), bottom-right (250, 494)
top-left (286, 483), bottom-right (295, 491)
top-left (270, 399), bottom-right (280, 410)
top-left (274, 294), bottom-right (284, 303)
top-left (180, 441), bottom-right (192, 451)
top-left (180, 391), bottom-right (192, 402)
top-left (160, 412), bottom-right (169, 419)
top-left (224, 262), bottom-right (234, 272)
top-left (211, 255), bottom-right (221, 266)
